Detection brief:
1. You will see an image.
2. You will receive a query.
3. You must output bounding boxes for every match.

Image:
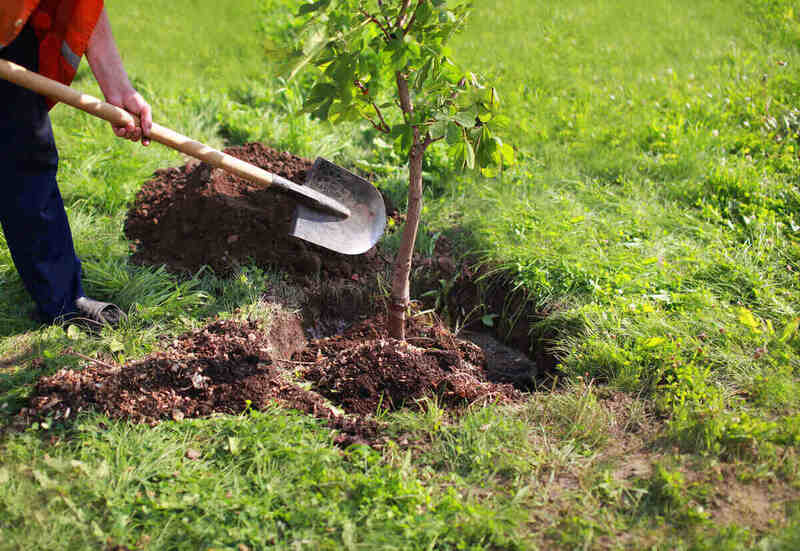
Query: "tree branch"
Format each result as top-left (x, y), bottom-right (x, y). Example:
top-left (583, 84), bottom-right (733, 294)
top-left (396, 72), bottom-right (414, 118)
top-left (425, 134), bottom-right (445, 147)
top-left (359, 7), bottom-right (392, 41)
top-left (396, 0), bottom-right (412, 30)
top-left (371, 102), bottom-right (391, 133)
top-left (354, 78), bottom-right (391, 133)
top-left (366, 115), bottom-right (390, 134)
top-left (403, 0), bottom-right (423, 36)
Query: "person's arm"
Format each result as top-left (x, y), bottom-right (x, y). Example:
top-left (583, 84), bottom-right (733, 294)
top-left (85, 8), bottom-right (151, 145)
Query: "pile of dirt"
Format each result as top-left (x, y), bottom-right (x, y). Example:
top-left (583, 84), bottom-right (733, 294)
top-left (124, 143), bottom-right (388, 279)
top-left (300, 313), bottom-right (521, 415)
top-left (24, 318), bottom-right (381, 446)
top-left (22, 313), bottom-right (521, 446)
top-left (27, 320), bottom-right (308, 422)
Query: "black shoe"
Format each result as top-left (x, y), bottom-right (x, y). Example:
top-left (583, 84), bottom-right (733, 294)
top-left (71, 296), bottom-right (127, 328)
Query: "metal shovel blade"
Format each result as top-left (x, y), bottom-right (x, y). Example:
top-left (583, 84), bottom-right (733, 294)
top-left (290, 158), bottom-right (387, 255)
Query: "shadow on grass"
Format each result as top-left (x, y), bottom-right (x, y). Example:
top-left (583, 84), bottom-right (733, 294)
top-left (0, 278), bottom-right (40, 339)
top-left (0, 348), bottom-right (52, 422)
top-left (408, 225), bottom-right (576, 389)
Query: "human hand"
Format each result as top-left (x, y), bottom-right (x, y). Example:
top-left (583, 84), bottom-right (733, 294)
top-left (107, 89), bottom-right (152, 146)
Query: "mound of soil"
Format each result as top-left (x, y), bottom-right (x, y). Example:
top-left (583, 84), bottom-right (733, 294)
top-left (125, 143), bottom-right (387, 278)
top-left (300, 313), bottom-right (521, 415)
top-left (24, 318), bottom-right (380, 446)
top-left (27, 319), bottom-right (312, 424)
top-left (22, 313), bottom-right (521, 447)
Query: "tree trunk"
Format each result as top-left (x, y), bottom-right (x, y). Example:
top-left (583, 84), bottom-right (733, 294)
top-left (388, 144), bottom-right (424, 340)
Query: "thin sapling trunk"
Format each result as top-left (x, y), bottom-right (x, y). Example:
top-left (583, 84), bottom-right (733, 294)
top-left (389, 72), bottom-right (424, 340)
top-left (389, 142), bottom-right (424, 340)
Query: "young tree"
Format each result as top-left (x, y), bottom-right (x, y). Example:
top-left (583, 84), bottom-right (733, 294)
top-left (293, 0), bottom-right (513, 339)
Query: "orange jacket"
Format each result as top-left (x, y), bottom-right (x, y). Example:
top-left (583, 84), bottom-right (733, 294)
top-left (1, 0), bottom-right (104, 107)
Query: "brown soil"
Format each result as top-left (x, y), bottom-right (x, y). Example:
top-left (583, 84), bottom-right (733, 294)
top-left (22, 312), bottom-right (521, 447)
top-left (22, 317), bottom-right (381, 447)
top-left (299, 312), bottom-right (521, 415)
top-left (124, 143), bottom-right (387, 279)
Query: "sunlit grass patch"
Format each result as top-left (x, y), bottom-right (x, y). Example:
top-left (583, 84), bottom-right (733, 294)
top-left (0, 410), bottom-right (528, 550)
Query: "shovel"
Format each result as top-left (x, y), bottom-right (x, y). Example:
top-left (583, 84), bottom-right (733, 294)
top-left (0, 59), bottom-right (386, 255)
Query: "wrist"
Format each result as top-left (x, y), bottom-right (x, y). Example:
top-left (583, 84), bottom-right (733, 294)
top-left (102, 83), bottom-right (135, 106)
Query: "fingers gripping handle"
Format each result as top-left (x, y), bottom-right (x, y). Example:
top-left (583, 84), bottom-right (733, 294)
top-left (0, 58), bottom-right (351, 218)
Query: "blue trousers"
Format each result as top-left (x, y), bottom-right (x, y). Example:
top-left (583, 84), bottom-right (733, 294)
top-left (0, 25), bottom-right (84, 322)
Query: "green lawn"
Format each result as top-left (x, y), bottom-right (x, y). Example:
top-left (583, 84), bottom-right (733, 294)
top-left (2, 0), bottom-right (800, 549)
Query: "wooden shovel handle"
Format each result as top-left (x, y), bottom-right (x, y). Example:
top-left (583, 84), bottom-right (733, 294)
top-left (0, 58), bottom-right (351, 218)
top-left (0, 58), bottom-right (280, 185)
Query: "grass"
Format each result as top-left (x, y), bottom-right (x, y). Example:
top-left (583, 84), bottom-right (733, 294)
top-left (438, 0), bottom-right (800, 456)
top-left (2, 0), bottom-right (800, 548)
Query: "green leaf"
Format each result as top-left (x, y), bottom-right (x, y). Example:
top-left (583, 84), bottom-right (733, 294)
top-left (228, 436), bottom-right (241, 456)
top-left (480, 166), bottom-right (498, 178)
top-left (329, 99), bottom-right (360, 123)
top-left (400, 125), bottom-right (415, 153)
top-left (451, 106), bottom-right (478, 128)
top-left (779, 318), bottom-right (800, 343)
top-left (414, 58), bottom-right (434, 90)
top-left (390, 123), bottom-right (411, 139)
top-left (487, 87), bottom-right (501, 108)
top-left (305, 82), bottom-right (336, 106)
top-left (406, 38), bottom-right (422, 58)
top-left (66, 324), bottom-right (82, 341)
top-left (391, 50), bottom-right (409, 71)
top-left (311, 97), bottom-right (333, 120)
top-left (449, 140), bottom-right (474, 170)
top-left (414, 2), bottom-right (434, 28)
top-left (326, 56), bottom-right (356, 89)
top-left (497, 140), bottom-right (515, 166)
top-left (428, 119), bottom-right (448, 139)
top-left (464, 140), bottom-right (475, 169)
top-left (475, 126), bottom-right (496, 166)
top-left (737, 307), bottom-right (762, 333)
top-left (297, 0), bottom-right (331, 16)
top-left (445, 121), bottom-right (462, 145)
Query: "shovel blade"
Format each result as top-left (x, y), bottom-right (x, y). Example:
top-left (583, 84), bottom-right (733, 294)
top-left (290, 158), bottom-right (386, 255)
